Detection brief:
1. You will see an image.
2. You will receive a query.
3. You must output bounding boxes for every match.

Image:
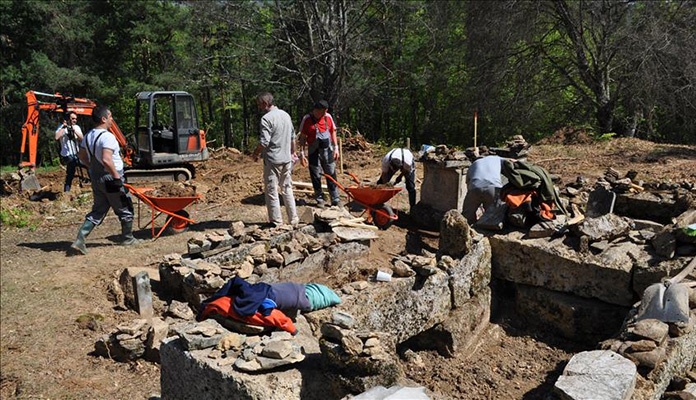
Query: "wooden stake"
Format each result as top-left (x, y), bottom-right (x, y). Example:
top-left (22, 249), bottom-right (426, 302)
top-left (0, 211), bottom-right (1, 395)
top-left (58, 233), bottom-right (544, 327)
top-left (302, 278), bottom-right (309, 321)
top-left (339, 137), bottom-right (343, 174)
top-left (474, 110), bottom-right (478, 148)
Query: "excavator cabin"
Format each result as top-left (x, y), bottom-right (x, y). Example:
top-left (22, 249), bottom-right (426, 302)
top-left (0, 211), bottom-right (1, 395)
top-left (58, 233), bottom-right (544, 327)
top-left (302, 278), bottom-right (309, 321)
top-left (131, 91), bottom-right (209, 181)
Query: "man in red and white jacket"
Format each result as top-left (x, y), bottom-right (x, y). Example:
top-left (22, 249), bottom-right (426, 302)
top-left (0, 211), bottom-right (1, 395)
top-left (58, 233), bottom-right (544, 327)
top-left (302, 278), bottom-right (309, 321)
top-left (298, 100), bottom-right (341, 207)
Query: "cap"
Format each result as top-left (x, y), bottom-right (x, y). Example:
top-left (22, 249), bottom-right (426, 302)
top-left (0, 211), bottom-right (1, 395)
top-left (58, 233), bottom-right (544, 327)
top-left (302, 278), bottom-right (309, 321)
top-left (313, 100), bottom-right (329, 110)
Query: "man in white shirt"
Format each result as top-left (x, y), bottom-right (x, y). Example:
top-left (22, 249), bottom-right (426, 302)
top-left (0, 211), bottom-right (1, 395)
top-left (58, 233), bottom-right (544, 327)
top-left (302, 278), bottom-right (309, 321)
top-left (70, 106), bottom-right (140, 255)
top-left (55, 112), bottom-right (84, 192)
top-left (377, 148), bottom-right (417, 208)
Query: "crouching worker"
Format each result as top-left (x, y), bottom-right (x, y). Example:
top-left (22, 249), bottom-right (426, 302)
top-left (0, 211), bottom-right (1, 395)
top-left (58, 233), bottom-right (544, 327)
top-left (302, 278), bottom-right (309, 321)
top-left (70, 105), bottom-right (141, 255)
top-left (377, 148), bottom-right (417, 208)
top-left (462, 155), bottom-right (504, 224)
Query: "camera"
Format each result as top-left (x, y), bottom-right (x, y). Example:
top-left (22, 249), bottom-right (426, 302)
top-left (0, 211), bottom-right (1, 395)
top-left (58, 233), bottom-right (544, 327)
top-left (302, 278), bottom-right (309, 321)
top-left (66, 125), bottom-right (76, 140)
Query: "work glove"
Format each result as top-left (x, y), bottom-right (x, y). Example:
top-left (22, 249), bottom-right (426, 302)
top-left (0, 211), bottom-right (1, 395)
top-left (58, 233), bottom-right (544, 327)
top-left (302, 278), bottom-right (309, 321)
top-left (101, 174), bottom-right (123, 193)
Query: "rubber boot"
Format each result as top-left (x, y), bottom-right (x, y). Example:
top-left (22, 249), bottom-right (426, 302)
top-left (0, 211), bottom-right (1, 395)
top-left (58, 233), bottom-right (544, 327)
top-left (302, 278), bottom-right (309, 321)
top-left (120, 220), bottom-right (142, 246)
top-left (70, 220), bottom-right (95, 255)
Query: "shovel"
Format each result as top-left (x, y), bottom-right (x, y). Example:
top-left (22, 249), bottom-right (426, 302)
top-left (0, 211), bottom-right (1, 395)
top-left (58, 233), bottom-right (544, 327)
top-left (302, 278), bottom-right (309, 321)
top-left (635, 257), bottom-right (696, 325)
top-left (19, 169), bottom-right (42, 191)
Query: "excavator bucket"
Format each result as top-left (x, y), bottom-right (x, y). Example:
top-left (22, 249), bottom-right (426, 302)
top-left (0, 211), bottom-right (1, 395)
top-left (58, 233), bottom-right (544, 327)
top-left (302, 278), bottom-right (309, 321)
top-left (19, 169), bottom-right (42, 191)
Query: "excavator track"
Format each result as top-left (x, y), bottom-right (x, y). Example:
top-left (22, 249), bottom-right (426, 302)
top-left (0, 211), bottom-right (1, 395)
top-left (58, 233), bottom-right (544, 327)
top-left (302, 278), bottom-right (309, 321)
top-left (124, 167), bottom-right (192, 183)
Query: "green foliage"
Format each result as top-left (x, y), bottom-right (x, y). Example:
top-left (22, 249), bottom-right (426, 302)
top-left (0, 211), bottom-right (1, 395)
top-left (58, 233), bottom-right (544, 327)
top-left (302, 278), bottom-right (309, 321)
top-left (595, 132), bottom-right (617, 142)
top-left (1, 0), bottom-right (693, 170)
top-left (0, 207), bottom-right (34, 229)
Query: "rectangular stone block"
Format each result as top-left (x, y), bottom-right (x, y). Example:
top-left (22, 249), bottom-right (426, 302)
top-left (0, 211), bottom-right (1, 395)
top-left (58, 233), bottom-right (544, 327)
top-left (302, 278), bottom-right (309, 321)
top-left (489, 231), bottom-right (634, 306)
top-left (438, 286), bottom-right (491, 356)
top-left (614, 192), bottom-right (682, 225)
top-left (514, 283), bottom-right (629, 344)
top-left (307, 271), bottom-right (453, 344)
top-left (160, 334), bottom-right (339, 400)
top-left (420, 162), bottom-right (467, 213)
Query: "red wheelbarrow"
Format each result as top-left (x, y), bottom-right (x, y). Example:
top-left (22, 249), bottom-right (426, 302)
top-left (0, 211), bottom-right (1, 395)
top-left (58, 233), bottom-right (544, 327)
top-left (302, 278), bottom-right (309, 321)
top-left (125, 183), bottom-right (201, 239)
top-left (324, 172), bottom-right (402, 230)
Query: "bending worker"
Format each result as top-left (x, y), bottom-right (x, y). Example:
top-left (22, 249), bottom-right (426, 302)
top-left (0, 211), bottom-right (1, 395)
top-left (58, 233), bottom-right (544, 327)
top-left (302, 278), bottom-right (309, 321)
top-left (298, 100), bottom-right (341, 208)
top-left (377, 148), bottom-right (417, 208)
top-left (462, 155), bottom-right (504, 224)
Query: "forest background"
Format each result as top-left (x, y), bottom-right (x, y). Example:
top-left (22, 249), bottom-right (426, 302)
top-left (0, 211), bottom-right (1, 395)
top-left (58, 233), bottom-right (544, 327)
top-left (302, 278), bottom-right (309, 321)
top-left (1, 0), bottom-right (694, 168)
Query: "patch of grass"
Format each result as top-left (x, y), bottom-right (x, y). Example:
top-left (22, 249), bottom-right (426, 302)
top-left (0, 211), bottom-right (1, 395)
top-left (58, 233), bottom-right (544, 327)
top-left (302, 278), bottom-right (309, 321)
top-left (0, 208), bottom-right (34, 228)
top-left (595, 132), bottom-right (616, 141)
top-left (0, 165), bottom-right (61, 173)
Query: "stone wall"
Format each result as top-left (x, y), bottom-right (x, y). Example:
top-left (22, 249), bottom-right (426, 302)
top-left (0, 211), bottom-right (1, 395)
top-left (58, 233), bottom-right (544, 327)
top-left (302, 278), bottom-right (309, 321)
top-left (158, 221), bottom-right (492, 399)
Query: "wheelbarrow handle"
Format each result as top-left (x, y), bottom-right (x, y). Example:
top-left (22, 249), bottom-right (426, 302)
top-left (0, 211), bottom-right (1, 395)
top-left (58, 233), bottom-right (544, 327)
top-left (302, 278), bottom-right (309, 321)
top-left (343, 171), bottom-right (361, 185)
top-left (323, 173), bottom-right (346, 191)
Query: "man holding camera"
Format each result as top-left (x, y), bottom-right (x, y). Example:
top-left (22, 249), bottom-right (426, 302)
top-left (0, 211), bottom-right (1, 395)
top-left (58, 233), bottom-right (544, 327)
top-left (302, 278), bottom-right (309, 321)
top-left (70, 106), bottom-right (140, 255)
top-left (55, 112), bottom-right (84, 192)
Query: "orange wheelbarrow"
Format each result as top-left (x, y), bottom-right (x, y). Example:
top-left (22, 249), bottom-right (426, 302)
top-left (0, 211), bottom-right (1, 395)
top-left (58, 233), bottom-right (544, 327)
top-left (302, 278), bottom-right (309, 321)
top-left (324, 172), bottom-right (402, 230)
top-left (125, 183), bottom-right (201, 239)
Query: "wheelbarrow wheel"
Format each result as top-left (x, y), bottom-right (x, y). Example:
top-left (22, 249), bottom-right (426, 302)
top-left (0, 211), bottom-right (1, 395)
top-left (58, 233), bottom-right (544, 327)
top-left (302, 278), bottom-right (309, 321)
top-left (371, 204), bottom-right (395, 230)
top-left (165, 210), bottom-right (190, 234)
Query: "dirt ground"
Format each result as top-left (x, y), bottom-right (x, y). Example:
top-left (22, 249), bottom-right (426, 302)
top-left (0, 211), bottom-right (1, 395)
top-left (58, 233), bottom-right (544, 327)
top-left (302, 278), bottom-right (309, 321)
top-left (1, 136), bottom-right (695, 399)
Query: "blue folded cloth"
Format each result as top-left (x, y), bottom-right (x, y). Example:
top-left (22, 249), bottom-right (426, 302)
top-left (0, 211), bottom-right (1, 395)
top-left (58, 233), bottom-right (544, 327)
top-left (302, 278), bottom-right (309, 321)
top-left (259, 298), bottom-right (278, 316)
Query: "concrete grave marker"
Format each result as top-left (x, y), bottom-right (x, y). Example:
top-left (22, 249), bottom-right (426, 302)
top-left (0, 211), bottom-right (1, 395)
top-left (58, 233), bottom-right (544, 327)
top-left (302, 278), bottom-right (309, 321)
top-left (134, 271), bottom-right (153, 319)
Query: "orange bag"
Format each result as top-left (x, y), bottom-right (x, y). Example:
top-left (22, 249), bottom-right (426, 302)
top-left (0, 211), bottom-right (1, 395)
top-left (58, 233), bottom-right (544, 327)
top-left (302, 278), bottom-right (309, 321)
top-left (200, 295), bottom-right (297, 335)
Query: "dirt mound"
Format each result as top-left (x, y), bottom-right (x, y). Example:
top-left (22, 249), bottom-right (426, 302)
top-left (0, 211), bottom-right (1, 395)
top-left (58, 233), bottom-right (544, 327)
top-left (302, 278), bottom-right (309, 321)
top-left (143, 182), bottom-right (196, 198)
top-left (341, 130), bottom-right (372, 152)
top-left (537, 127), bottom-right (594, 145)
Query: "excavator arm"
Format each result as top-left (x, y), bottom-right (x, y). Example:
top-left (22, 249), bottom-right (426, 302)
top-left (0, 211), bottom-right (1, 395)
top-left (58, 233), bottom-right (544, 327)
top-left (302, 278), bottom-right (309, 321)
top-left (19, 90), bottom-right (132, 169)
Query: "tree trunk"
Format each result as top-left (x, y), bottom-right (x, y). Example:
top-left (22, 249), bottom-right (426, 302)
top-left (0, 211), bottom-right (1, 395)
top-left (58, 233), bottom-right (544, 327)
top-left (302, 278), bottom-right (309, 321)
top-left (625, 109), bottom-right (642, 138)
top-left (597, 99), bottom-right (614, 134)
top-left (220, 88), bottom-right (231, 148)
top-left (240, 80), bottom-right (250, 152)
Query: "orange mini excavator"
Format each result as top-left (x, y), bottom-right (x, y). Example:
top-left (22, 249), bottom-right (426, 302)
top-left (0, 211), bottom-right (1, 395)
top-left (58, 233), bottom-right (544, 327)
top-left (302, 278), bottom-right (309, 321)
top-left (19, 90), bottom-right (209, 190)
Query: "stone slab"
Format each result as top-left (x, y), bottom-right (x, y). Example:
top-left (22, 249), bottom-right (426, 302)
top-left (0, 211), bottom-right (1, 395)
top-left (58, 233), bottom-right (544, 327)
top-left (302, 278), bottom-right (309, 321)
top-left (420, 163), bottom-right (467, 213)
top-left (449, 239), bottom-right (492, 307)
top-left (134, 271), bottom-right (154, 318)
top-left (431, 287), bottom-right (491, 357)
top-left (614, 192), bottom-right (683, 225)
top-left (351, 385), bottom-right (431, 400)
top-left (306, 270), bottom-right (452, 344)
top-left (489, 231), bottom-right (635, 306)
top-left (555, 350), bottom-right (636, 400)
top-left (119, 267), bottom-right (160, 310)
